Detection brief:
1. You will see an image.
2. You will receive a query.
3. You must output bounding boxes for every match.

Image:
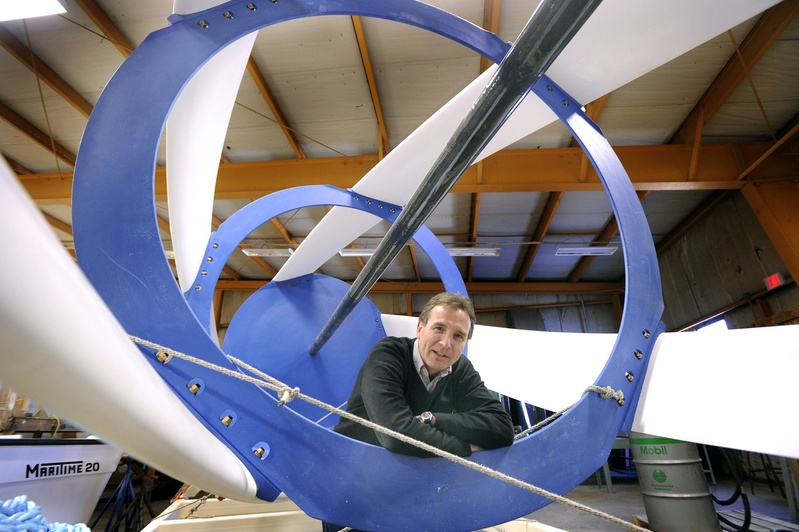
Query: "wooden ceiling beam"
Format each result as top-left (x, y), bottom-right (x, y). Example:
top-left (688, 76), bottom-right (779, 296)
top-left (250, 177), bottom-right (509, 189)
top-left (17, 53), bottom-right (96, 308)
top-left (73, 0), bottom-right (136, 57)
top-left (246, 57), bottom-right (306, 159)
top-left (215, 279), bottom-right (624, 295)
top-left (0, 26), bottom-right (93, 118)
top-left (0, 100), bottom-right (76, 167)
top-left (2, 154), bottom-right (33, 175)
top-left (479, 0), bottom-right (501, 73)
top-left (352, 16), bottom-right (390, 158)
top-left (516, 191), bottom-right (563, 282)
top-left (42, 212), bottom-right (73, 236)
top-left (670, 0), bottom-right (799, 144)
top-left (21, 141), bottom-right (795, 204)
top-left (567, 190), bottom-right (650, 283)
top-left (466, 192), bottom-right (482, 282)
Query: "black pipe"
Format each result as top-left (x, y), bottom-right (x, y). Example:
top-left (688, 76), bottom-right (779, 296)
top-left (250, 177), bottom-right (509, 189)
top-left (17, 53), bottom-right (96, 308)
top-left (309, 0), bottom-right (604, 355)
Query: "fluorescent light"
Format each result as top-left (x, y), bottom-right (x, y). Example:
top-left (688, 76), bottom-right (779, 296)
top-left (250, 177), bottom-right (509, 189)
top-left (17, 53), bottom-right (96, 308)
top-left (338, 248), bottom-right (376, 257)
top-left (0, 0), bottom-right (66, 22)
top-left (338, 247), bottom-right (501, 257)
top-left (447, 247), bottom-right (500, 257)
top-left (242, 248), bottom-right (293, 257)
top-left (555, 246), bottom-right (618, 257)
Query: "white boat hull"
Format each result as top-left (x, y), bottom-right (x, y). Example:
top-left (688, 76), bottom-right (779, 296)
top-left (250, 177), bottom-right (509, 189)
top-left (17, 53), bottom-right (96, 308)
top-left (0, 438), bottom-right (122, 525)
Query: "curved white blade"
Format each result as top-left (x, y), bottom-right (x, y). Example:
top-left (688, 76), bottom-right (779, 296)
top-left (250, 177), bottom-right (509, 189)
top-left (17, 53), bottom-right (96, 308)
top-left (633, 326), bottom-right (799, 460)
top-left (277, 0), bottom-right (781, 282)
top-left (384, 314), bottom-right (799, 459)
top-left (0, 160), bottom-right (258, 501)
top-left (167, 0), bottom-right (256, 292)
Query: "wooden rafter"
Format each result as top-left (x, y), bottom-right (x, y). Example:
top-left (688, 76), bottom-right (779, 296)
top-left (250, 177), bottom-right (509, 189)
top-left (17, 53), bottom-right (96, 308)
top-left (466, 192), bottom-right (482, 282)
top-left (246, 57), bottom-right (306, 159)
top-left (352, 16), bottom-right (390, 158)
top-left (567, 190), bottom-right (650, 283)
top-left (670, 0), bottom-right (799, 144)
top-left (0, 101), bottom-right (76, 167)
top-left (22, 141), bottom-right (796, 204)
top-left (42, 212), bottom-right (73, 236)
top-left (2, 155), bottom-right (33, 175)
top-left (516, 191), bottom-right (563, 282)
top-left (72, 0), bottom-right (135, 57)
top-left (479, 0), bottom-right (502, 73)
top-left (216, 279), bottom-right (624, 295)
top-left (0, 26), bottom-right (93, 118)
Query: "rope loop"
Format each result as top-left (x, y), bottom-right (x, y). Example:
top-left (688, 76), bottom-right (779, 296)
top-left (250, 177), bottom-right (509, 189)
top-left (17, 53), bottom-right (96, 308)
top-left (585, 384), bottom-right (624, 403)
top-left (277, 386), bottom-right (301, 407)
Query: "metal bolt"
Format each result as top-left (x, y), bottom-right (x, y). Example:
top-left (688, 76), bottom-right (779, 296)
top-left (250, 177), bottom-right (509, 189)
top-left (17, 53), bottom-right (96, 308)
top-left (188, 383), bottom-right (201, 395)
top-left (254, 447), bottom-right (265, 458)
top-left (207, 256), bottom-right (213, 262)
top-left (546, 85), bottom-right (553, 91)
top-left (642, 329), bottom-right (651, 339)
top-left (562, 99), bottom-right (569, 106)
top-left (194, 284), bottom-right (201, 291)
top-left (221, 415), bottom-right (233, 427)
top-left (616, 398), bottom-right (625, 406)
top-left (634, 349), bottom-right (643, 360)
top-left (223, 11), bottom-right (233, 19)
top-left (201, 270), bottom-right (207, 276)
top-left (625, 372), bottom-right (634, 382)
top-left (155, 350), bottom-right (170, 364)
top-left (197, 20), bottom-right (209, 28)
top-left (213, 243), bottom-right (219, 248)
top-left (246, 3), bottom-right (256, 11)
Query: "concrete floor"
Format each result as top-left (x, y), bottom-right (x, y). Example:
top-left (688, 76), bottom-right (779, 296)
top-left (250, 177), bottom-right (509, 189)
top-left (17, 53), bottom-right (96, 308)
top-left (527, 476), bottom-right (796, 532)
top-left (89, 475), bottom-right (796, 531)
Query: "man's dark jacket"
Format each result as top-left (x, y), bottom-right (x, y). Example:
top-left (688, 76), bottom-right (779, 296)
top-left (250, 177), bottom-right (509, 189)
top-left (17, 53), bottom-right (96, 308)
top-left (334, 336), bottom-right (514, 457)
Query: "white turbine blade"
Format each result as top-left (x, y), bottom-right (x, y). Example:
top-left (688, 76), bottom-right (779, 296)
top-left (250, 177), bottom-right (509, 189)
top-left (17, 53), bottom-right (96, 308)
top-left (0, 159), bottom-right (258, 501)
top-left (167, 0), bottom-right (256, 292)
top-left (633, 326), bottom-right (799, 459)
top-left (383, 313), bottom-right (798, 459)
top-left (276, 0), bottom-right (780, 282)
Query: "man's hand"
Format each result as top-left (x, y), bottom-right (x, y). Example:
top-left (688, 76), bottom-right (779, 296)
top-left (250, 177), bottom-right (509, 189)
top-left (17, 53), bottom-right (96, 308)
top-left (470, 444), bottom-right (484, 452)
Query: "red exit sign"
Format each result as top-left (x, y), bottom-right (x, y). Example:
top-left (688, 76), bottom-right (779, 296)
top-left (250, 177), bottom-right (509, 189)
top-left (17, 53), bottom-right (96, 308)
top-left (764, 272), bottom-right (785, 290)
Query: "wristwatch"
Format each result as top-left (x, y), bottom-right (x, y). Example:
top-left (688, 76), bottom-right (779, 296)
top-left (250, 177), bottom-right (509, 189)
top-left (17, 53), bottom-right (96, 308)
top-left (419, 411), bottom-right (433, 424)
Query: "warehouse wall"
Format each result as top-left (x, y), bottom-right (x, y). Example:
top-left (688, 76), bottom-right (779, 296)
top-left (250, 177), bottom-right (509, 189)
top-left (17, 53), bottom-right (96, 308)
top-left (659, 191), bottom-right (799, 331)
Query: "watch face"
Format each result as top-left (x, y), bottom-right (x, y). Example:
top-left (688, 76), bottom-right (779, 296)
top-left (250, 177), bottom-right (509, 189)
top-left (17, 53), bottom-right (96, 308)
top-left (421, 412), bottom-right (432, 423)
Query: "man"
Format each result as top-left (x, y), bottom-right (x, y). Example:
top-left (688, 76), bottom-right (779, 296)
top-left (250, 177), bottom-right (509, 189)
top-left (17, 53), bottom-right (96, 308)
top-left (333, 292), bottom-right (514, 457)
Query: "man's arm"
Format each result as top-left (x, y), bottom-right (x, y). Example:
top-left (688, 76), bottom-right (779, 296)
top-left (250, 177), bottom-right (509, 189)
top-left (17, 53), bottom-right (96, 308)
top-left (431, 358), bottom-right (515, 451)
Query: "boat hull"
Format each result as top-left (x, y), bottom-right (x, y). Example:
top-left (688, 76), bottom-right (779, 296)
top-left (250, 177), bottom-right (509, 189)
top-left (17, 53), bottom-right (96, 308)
top-left (0, 438), bottom-right (122, 525)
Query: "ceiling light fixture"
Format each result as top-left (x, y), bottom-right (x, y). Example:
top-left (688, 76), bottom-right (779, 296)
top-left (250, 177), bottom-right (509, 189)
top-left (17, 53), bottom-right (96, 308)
top-left (242, 248), bottom-right (294, 257)
top-left (338, 247), bottom-right (501, 257)
top-left (555, 246), bottom-right (618, 257)
top-left (0, 0), bottom-right (66, 22)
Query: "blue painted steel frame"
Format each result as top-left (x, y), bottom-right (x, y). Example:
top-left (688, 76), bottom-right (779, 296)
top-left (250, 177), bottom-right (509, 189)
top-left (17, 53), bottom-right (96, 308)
top-left (71, 1), bottom-right (665, 530)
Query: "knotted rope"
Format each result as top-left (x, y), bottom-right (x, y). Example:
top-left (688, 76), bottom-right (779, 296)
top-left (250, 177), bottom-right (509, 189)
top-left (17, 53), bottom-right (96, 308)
top-left (129, 335), bottom-right (647, 532)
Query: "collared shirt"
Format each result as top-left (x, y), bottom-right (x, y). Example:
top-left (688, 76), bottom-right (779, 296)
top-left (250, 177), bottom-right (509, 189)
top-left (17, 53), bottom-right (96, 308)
top-left (412, 339), bottom-right (451, 392)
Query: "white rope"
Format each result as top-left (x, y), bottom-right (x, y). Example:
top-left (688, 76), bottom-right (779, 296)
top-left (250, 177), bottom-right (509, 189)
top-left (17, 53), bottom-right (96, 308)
top-left (129, 335), bottom-right (647, 532)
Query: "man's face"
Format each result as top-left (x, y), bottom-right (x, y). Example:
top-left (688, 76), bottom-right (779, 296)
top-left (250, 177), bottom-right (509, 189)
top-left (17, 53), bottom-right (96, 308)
top-left (416, 304), bottom-right (471, 378)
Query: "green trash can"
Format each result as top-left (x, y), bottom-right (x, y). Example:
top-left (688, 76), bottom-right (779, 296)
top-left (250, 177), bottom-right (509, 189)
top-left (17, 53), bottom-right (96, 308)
top-left (630, 432), bottom-right (720, 531)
